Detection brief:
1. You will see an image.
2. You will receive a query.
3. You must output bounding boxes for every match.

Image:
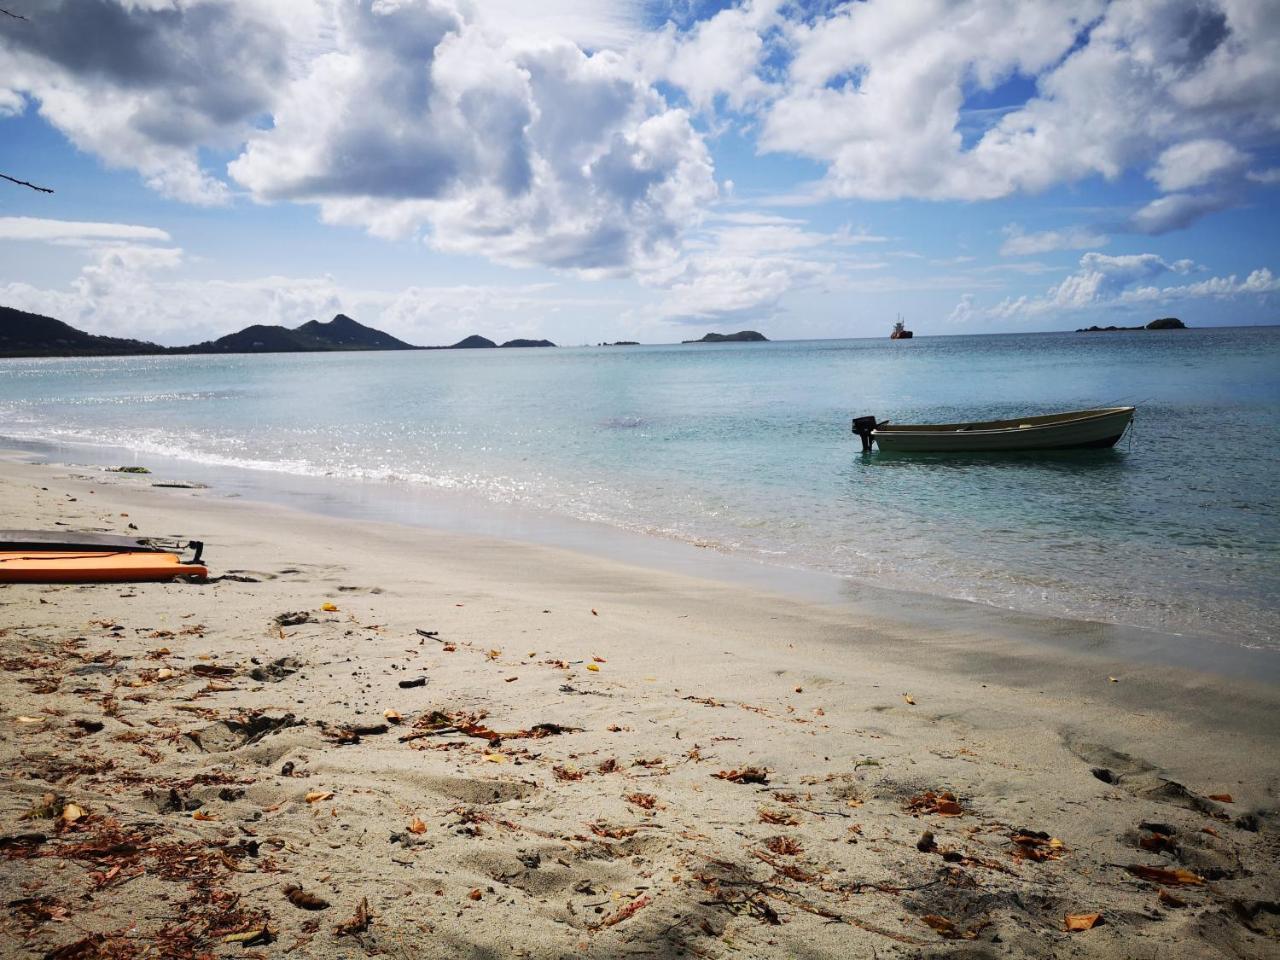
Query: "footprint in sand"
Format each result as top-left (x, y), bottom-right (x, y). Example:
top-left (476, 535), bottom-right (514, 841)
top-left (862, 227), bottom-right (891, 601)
top-left (1062, 733), bottom-right (1262, 833)
top-left (184, 713), bottom-right (306, 753)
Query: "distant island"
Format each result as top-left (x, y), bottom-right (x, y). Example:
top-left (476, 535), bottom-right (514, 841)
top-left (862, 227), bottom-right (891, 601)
top-left (0, 305), bottom-right (556, 357)
top-left (448, 335), bottom-right (497, 349)
top-left (180, 313), bottom-right (416, 353)
top-left (599, 341), bottom-right (640, 346)
top-left (1077, 317), bottom-right (1187, 333)
top-left (681, 330), bottom-right (769, 343)
top-left (436, 335), bottom-right (555, 349)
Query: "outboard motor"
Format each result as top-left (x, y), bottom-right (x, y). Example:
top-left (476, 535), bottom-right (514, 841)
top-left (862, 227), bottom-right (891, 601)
top-left (851, 416), bottom-right (878, 452)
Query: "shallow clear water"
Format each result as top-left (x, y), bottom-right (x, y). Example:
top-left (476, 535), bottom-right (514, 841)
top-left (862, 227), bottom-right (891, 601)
top-left (2, 327), bottom-right (1277, 649)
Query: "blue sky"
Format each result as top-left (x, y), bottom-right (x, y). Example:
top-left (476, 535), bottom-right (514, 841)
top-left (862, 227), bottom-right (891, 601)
top-left (1, 0), bottom-right (1277, 346)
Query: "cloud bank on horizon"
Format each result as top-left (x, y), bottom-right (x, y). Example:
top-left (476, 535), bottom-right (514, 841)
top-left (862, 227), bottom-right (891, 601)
top-left (0, 0), bottom-right (1277, 343)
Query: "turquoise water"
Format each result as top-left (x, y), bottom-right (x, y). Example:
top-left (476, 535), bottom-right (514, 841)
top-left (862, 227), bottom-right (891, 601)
top-left (2, 327), bottom-right (1277, 649)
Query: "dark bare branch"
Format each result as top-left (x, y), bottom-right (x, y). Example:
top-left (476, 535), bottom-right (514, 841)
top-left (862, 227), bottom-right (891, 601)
top-left (3, 10), bottom-right (54, 193)
top-left (0, 173), bottom-right (54, 193)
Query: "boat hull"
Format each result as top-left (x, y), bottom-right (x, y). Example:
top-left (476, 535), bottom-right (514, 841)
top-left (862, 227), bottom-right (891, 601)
top-left (0, 551), bottom-right (208, 583)
top-left (871, 407), bottom-right (1133, 453)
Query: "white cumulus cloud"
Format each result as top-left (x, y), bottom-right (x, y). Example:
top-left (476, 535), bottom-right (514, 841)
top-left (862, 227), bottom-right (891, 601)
top-left (646, 213), bottom-right (879, 322)
top-left (0, 216), bottom-right (171, 245)
top-left (752, 0), bottom-right (1279, 212)
top-left (643, 0), bottom-right (782, 114)
top-left (1, 242), bottom-right (187, 342)
top-left (1001, 224), bottom-right (1109, 256)
top-left (987, 249), bottom-right (1275, 320)
top-left (2, 0), bottom-right (717, 275)
top-left (3, 0), bottom-right (1278, 325)
top-left (224, 2), bottom-right (716, 274)
top-left (0, 87), bottom-right (23, 117)
top-left (0, 0), bottom-right (298, 204)
top-left (1127, 191), bottom-right (1238, 234)
top-left (1149, 138), bottom-right (1246, 192)
top-left (1122, 266), bottom-right (1280, 302)
top-left (947, 293), bottom-right (976, 325)
top-left (1049, 252), bottom-right (1195, 307)
top-left (0, 243), bottom-right (618, 345)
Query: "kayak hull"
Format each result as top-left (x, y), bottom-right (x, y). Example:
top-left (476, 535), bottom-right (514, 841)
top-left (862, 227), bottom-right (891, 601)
top-left (0, 529), bottom-right (166, 553)
top-left (871, 407), bottom-right (1134, 453)
top-left (0, 551), bottom-right (208, 583)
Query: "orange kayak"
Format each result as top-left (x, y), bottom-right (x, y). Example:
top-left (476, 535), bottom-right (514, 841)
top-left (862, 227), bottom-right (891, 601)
top-left (0, 551), bottom-right (208, 583)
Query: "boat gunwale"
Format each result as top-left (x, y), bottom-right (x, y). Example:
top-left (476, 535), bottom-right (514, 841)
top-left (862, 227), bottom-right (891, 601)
top-left (871, 406), bottom-right (1134, 437)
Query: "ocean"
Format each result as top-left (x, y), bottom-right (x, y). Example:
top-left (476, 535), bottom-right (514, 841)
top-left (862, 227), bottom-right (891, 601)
top-left (2, 326), bottom-right (1277, 651)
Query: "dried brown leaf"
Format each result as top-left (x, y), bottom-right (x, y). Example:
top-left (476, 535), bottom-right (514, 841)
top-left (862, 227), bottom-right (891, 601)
top-left (907, 791), bottom-right (964, 816)
top-left (763, 835), bottom-right (802, 856)
top-left (922, 914), bottom-right (955, 934)
top-left (758, 807), bottom-right (799, 826)
top-left (1125, 865), bottom-right (1204, 886)
top-left (284, 885), bottom-right (330, 910)
top-left (1065, 913), bottom-right (1103, 931)
top-left (1011, 830), bottom-right (1065, 861)
top-left (595, 894), bottom-right (650, 929)
top-left (335, 897), bottom-right (371, 937)
top-left (589, 822), bottom-right (636, 839)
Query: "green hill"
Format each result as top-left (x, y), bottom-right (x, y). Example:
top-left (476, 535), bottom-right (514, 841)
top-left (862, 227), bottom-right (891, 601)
top-left (0, 305), bottom-right (167, 357)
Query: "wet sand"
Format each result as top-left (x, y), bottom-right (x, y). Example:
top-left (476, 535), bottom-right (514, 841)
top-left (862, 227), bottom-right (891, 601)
top-left (1, 456), bottom-right (1277, 958)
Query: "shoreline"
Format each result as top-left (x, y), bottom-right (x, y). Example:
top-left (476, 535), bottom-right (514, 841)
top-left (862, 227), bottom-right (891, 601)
top-left (1, 455), bottom-right (1278, 958)
top-left (3, 325), bottom-right (1276, 655)
top-left (3, 436), bottom-right (1274, 685)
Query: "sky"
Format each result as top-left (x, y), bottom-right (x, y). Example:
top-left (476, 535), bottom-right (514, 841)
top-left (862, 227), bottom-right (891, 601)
top-left (0, 0), bottom-right (1278, 347)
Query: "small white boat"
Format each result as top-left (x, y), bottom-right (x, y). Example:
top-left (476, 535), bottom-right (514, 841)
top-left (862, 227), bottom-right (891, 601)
top-left (852, 406), bottom-right (1135, 453)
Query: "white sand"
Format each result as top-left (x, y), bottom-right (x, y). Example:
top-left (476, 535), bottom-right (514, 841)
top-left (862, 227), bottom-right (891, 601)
top-left (1, 455), bottom-right (1277, 959)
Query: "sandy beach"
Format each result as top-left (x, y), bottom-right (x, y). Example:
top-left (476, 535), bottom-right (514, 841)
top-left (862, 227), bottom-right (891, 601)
top-left (1, 454), bottom-right (1277, 959)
